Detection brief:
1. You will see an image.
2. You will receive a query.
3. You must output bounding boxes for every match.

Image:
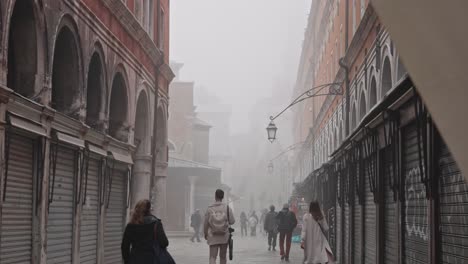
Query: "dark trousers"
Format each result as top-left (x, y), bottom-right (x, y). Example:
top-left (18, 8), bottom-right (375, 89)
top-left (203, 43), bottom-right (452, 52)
top-left (191, 227), bottom-right (201, 242)
top-left (267, 231), bottom-right (277, 248)
top-left (241, 224), bottom-right (247, 236)
top-left (279, 231), bottom-right (292, 257)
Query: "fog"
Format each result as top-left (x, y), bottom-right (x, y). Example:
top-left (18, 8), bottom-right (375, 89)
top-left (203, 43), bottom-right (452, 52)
top-left (168, 0), bottom-right (312, 229)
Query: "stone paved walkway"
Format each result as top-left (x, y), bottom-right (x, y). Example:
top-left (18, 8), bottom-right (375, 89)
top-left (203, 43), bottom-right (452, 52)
top-left (168, 235), bottom-right (304, 264)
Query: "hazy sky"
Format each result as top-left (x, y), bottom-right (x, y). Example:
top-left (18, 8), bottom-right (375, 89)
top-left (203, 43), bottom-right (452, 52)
top-left (170, 0), bottom-right (312, 133)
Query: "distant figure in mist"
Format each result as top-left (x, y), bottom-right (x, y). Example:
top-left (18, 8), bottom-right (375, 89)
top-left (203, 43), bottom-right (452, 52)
top-left (276, 203), bottom-right (298, 262)
top-left (190, 209), bottom-right (202, 242)
top-left (301, 201), bottom-right (334, 264)
top-left (204, 189), bottom-right (235, 264)
top-left (260, 209), bottom-right (268, 236)
top-left (249, 211), bottom-right (259, 237)
top-left (240, 212), bottom-right (248, 237)
top-left (264, 205), bottom-right (278, 251)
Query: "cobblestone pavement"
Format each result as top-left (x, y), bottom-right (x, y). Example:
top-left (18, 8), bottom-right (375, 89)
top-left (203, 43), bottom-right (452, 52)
top-left (168, 235), bottom-right (304, 264)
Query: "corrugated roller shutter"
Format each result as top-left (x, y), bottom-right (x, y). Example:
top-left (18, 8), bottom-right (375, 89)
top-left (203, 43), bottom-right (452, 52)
top-left (438, 140), bottom-right (468, 263)
top-left (364, 159), bottom-right (376, 263)
top-left (336, 202), bottom-right (342, 263)
top-left (402, 123), bottom-right (429, 263)
top-left (344, 202), bottom-right (350, 263)
top-left (384, 149), bottom-right (398, 264)
top-left (0, 134), bottom-right (34, 264)
top-left (79, 157), bottom-right (100, 264)
top-left (47, 145), bottom-right (75, 264)
top-left (354, 165), bottom-right (362, 264)
top-left (104, 168), bottom-right (127, 264)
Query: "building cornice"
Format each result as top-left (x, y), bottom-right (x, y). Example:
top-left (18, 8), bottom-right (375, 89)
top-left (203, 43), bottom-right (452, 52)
top-left (159, 63), bottom-right (175, 83)
top-left (100, 0), bottom-right (163, 67)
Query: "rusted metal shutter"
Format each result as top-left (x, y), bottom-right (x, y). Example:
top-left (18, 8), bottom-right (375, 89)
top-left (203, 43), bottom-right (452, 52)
top-left (0, 134), bottom-right (35, 263)
top-left (47, 145), bottom-right (76, 263)
top-left (383, 148), bottom-right (398, 264)
top-left (438, 140), bottom-right (468, 263)
top-left (104, 168), bottom-right (127, 264)
top-left (354, 165), bottom-right (362, 264)
top-left (364, 159), bottom-right (376, 264)
top-left (79, 157), bottom-right (100, 264)
top-left (402, 123), bottom-right (429, 263)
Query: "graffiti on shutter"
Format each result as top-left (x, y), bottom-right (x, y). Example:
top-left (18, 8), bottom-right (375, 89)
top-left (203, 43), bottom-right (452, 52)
top-left (403, 123), bottom-right (429, 263)
top-left (0, 134), bottom-right (34, 263)
top-left (438, 140), bottom-right (468, 263)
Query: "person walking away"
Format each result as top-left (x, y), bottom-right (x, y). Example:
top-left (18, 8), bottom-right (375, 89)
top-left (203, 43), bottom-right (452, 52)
top-left (249, 211), bottom-right (259, 237)
top-left (260, 209), bottom-right (268, 236)
top-left (276, 203), bottom-right (298, 262)
top-left (240, 212), bottom-right (248, 237)
top-left (121, 199), bottom-right (169, 264)
top-left (264, 205), bottom-right (278, 251)
top-left (204, 189), bottom-right (235, 264)
top-left (191, 209), bottom-right (202, 242)
top-left (301, 201), bottom-right (334, 264)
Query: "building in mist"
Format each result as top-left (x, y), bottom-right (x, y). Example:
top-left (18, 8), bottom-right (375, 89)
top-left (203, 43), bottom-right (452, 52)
top-left (167, 62), bottom-right (230, 232)
top-left (291, 1), bottom-right (468, 263)
top-left (0, 0), bottom-right (173, 263)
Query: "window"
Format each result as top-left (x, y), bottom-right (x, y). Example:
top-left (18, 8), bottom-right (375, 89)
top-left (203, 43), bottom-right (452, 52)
top-left (361, 0), bottom-right (366, 18)
top-left (158, 8), bottom-right (165, 50)
top-left (352, 0), bottom-right (357, 33)
top-left (135, 0), bottom-right (143, 24)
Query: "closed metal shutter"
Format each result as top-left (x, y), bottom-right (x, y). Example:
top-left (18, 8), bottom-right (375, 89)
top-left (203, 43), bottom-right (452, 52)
top-left (354, 165), bottom-right (362, 264)
top-left (364, 159), bottom-right (376, 264)
top-left (336, 202), bottom-right (342, 263)
top-left (0, 134), bottom-right (34, 264)
top-left (384, 148), bottom-right (398, 264)
top-left (344, 202), bottom-right (350, 264)
top-left (104, 168), bottom-right (127, 264)
top-left (438, 140), bottom-right (468, 263)
top-left (79, 157), bottom-right (100, 264)
top-left (402, 123), bottom-right (429, 263)
top-left (47, 145), bottom-right (76, 264)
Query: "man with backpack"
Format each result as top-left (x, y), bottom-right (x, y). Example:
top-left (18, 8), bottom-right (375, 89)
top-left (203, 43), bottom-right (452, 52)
top-left (276, 203), bottom-right (298, 262)
top-left (204, 189), bottom-right (235, 264)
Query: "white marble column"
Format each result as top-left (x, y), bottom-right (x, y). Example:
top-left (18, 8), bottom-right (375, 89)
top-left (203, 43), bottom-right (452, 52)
top-left (151, 161), bottom-right (168, 221)
top-left (132, 155), bottom-right (152, 208)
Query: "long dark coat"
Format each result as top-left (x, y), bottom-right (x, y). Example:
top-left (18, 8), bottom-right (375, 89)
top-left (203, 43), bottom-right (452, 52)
top-left (121, 215), bottom-right (169, 264)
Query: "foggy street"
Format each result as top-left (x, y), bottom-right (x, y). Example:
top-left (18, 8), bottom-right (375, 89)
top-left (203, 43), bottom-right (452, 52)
top-left (169, 236), bottom-right (303, 264)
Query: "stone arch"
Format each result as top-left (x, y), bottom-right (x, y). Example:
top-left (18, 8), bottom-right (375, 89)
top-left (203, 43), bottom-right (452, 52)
top-left (51, 16), bottom-right (83, 118)
top-left (396, 56), bottom-right (407, 81)
top-left (7, 0), bottom-right (45, 98)
top-left (109, 66), bottom-right (129, 141)
top-left (359, 89), bottom-right (367, 121)
top-left (369, 75), bottom-right (377, 109)
top-left (381, 56), bottom-right (393, 97)
top-left (350, 102), bottom-right (357, 131)
top-left (85, 43), bottom-right (106, 130)
top-left (156, 106), bottom-right (168, 161)
top-left (134, 90), bottom-right (150, 154)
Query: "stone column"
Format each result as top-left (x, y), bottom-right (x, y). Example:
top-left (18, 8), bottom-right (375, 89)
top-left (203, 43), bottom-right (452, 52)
top-left (188, 176), bottom-right (198, 215)
top-left (132, 154), bottom-right (152, 207)
top-left (151, 161), bottom-right (168, 221)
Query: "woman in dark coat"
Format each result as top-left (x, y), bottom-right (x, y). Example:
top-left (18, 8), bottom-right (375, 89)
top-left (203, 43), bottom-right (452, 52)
top-left (121, 199), bottom-right (169, 264)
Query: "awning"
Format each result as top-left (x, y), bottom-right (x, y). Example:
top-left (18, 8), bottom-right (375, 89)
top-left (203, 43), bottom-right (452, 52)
top-left (55, 131), bottom-right (85, 148)
top-left (109, 150), bottom-right (133, 164)
top-left (8, 115), bottom-right (47, 137)
top-left (87, 144), bottom-right (107, 156)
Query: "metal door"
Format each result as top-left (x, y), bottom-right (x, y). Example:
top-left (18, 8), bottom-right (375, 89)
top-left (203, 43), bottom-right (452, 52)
top-left (438, 140), bottom-right (468, 263)
top-left (384, 148), bottom-right (398, 264)
top-left (402, 123), bottom-right (429, 263)
top-left (354, 165), bottom-right (362, 264)
top-left (0, 133), bottom-right (35, 263)
top-left (47, 145), bottom-right (76, 263)
top-left (79, 156), bottom-right (100, 263)
top-left (104, 168), bottom-right (127, 264)
top-left (344, 202), bottom-right (350, 264)
top-left (364, 159), bottom-right (376, 263)
top-left (336, 201), bottom-right (342, 263)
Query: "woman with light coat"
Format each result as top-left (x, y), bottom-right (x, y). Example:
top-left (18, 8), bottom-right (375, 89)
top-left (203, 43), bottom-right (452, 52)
top-left (301, 201), bottom-right (334, 264)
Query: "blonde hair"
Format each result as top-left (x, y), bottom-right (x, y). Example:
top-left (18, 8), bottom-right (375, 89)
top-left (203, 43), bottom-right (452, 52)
top-left (130, 199), bottom-right (151, 224)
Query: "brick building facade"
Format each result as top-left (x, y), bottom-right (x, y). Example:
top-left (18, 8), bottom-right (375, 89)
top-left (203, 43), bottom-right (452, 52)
top-left (293, 1), bottom-right (468, 263)
top-left (0, 0), bottom-right (173, 263)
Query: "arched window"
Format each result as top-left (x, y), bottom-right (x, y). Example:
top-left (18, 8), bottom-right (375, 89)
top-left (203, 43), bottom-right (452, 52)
top-left (369, 76), bottom-right (377, 108)
top-left (361, 0), bottom-right (366, 18)
top-left (352, 0), bottom-right (357, 33)
top-left (8, 0), bottom-right (37, 98)
top-left (86, 51), bottom-right (105, 129)
top-left (135, 91), bottom-right (149, 154)
top-left (109, 72), bottom-right (128, 141)
top-left (52, 25), bottom-right (81, 117)
top-left (381, 57), bottom-right (392, 97)
top-left (350, 103), bottom-right (357, 131)
top-left (397, 57), bottom-right (407, 81)
top-left (359, 90), bottom-right (367, 121)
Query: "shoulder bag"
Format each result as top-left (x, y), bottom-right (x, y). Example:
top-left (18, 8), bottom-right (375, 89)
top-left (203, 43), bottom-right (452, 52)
top-left (153, 220), bottom-right (176, 264)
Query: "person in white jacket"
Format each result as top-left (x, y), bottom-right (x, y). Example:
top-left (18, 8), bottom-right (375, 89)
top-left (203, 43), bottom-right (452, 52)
top-left (301, 201), bottom-right (334, 264)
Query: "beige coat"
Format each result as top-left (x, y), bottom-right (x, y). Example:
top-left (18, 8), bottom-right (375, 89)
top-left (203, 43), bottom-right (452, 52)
top-left (301, 213), bottom-right (333, 264)
top-left (204, 202), bottom-right (235, 246)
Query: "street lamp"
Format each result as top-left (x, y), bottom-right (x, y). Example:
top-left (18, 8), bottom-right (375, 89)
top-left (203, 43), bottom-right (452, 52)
top-left (266, 121), bottom-right (278, 143)
top-left (266, 82), bottom-right (343, 142)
